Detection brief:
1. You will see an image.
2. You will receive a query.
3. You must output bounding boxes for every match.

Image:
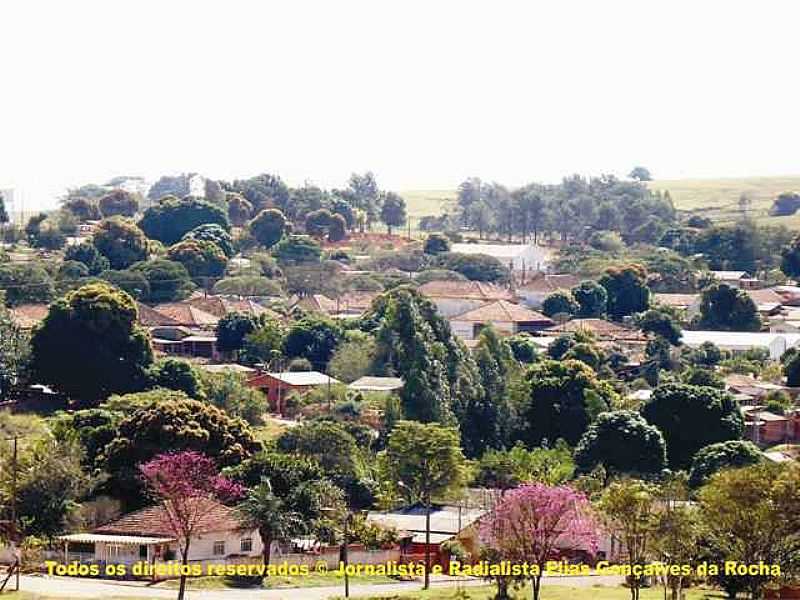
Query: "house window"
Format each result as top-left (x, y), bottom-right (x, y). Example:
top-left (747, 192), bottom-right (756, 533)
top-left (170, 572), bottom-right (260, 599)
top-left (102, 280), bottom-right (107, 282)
top-left (213, 541), bottom-right (225, 556)
top-left (139, 545), bottom-right (148, 559)
top-left (240, 538), bottom-right (253, 553)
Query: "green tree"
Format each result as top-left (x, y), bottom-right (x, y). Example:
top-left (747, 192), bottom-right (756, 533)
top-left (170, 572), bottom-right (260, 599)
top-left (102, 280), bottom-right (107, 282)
top-left (385, 421), bottom-right (468, 589)
top-left (147, 357), bottom-right (205, 399)
top-left (0, 192), bottom-right (9, 226)
top-left (216, 312), bottom-right (260, 354)
top-left (98, 189), bottom-right (138, 218)
top-left (250, 208), bottom-right (288, 248)
top-left (230, 173), bottom-right (290, 213)
top-left (130, 259), bottom-right (194, 303)
top-left (574, 410), bottom-right (666, 477)
top-left (212, 276), bottom-right (283, 297)
top-left (166, 239), bottom-right (227, 282)
top-left (784, 350), bottom-right (800, 386)
top-left (63, 196), bottom-right (101, 221)
top-left (241, 320), bottom-right (285, 365)
top-left (380, 192), bottom-right (407, 235)
top-left (99, 269), bottom-right (150, 300)
top-left (65, 242), bottom-right (110, 275)
top-left (697, 282), bottom-right (761, 332)
top-left (93, 217), bottom-right (149, 269)
top-left (641, 383), bottom-right (745, 469)
top-left (474, 441), bottom-right (574, 490)
top-left (273, 235), bottom-right (322, 264)
top-left (283, 315), bottom-right (343, 371)
top-left (599, 264), bottom-right (650, 319)
top-left (423, 233), bottom-right (451, 255)
top-left (147, 174), bottom-right (193, 201)
top-left (516, 359), bottom-right (619, 446)
top-left (182, 223), bottom-right (235, 258)
top-left (688, 440), bottom-right (763, 488)
top-left (0, 305), bottom-right (30, 400)
top-left (638, 309), bottom-right (682, 345)
top-left (30, 283), bottom-right (153, 405)
top-left (226, 192), bottom-right (253, 227)
top-left (629, 166), bottom-right (652, 181)
top-left (781, 233), bottom-right (800, 277)
top-left (199, 370), bottom-right (266, 426)
top-left (434, 252), bottom-right (510, 283)
top-left (138, 196), bottom-right (230, 245)
top-left (542, 290), bottom-right (579, 318)
top-left (327, 338), bottom-right (376, 383)
top-left (571, 280), bottom-right (607, 317)
top-left (0, 263), bottom-right (55, 306)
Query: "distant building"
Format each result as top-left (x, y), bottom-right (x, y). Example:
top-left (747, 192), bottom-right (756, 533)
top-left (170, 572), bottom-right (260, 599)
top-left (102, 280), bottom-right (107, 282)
top-left (247, 371), bottom-right (341, 414)
top-left (450, 243), bottom-right (552, 273)
top-left (680, 330), bottom-right (800, 360)
top-left (417, 280), bottom-right (514, 318)
top-left (516, 273), bottom-right (581, 308)
top-left (449, 300), bottom-right (553, 341)
top-left (348, 376), bottom-right (404, 393)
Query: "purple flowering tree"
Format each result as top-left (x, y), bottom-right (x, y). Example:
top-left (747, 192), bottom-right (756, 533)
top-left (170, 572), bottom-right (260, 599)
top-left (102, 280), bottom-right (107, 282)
top-left (480, 483), bottom-right (599, 600)
top-left (139, 451), bottom-right (244, 600)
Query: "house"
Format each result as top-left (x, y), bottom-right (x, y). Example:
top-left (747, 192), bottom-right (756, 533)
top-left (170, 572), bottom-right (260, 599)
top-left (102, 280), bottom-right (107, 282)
top-left (147, 302), bottom-right (219, 329)
top-left (58, 499), bottom-right (262, 571)
top-left (724, 373), bottom-right (790, 403)
top-left (774, 285), bottom-right (800, 307)
top-left (653, 293), bottom-right (700, 317)
top-left (516, 274), bottom-right (582, 309)
top-left (247, 371), bottom-right (341, 413)
top-left (136, 303), bottom-right (182, 328)
top-left (545, 318), bottom-right (643, 342)
top-left (348, 376), bottom-right (404, 393)
top-left (295, 294), bottom-right (338, 315)
top-left (198, 364), bottom-right (257, 376)
top-left (416, 280), bottom-right (514, 319)
top-left (8, 304), bottom-right (49, 330)
top-left (745, 288), bottom-right (784, 316)
top-left (294, 292), bottom-right (380, 317)
top-left (449, 300), bottom-right (554, 341)
top-left (742, 407), bottom-right (800, 446)
top-left (708, 271), bottom-right (748, 287)
top-left (449, 243), bottom-right (552, 273)
top-left (368, 504), bottom-right (487, 566)
top-left (150, 326), bottom-right (220, 360)
top-left (680, 330), bottom-right (800, 360)
top-left (186, 296), bottom-right (279, 321)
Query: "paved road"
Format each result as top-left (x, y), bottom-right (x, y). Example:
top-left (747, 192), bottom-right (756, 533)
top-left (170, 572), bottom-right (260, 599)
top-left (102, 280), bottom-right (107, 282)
top-left (18, 573), bottom-right (624, 599)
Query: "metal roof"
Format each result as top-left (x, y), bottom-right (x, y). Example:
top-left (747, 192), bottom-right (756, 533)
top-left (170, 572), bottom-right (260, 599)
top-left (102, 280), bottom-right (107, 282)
top-left (348, 376), bottom-right (404, 392)
top-left (58, 533), bottom-right (175, 545)
top-left (266, 371), bottom-right (341, 386)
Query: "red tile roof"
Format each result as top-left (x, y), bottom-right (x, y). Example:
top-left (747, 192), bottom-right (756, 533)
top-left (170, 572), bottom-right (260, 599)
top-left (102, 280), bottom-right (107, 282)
top-left (547, 318), bottom-right (642, 339)
top-left (9, 304), bottom-right (49, 329)
top-left (136, 302), bottom-right (182, 327)
top-left (417, 281), bottom-right (514, 301)
top-left (745, 288), bottom-right (785, 306)
top-left (296, 294), bottom-right (338, 314)
top-left (186, 296), bottom-right (278, 320)
top-left (653, 293), bottom-right (699, 308)
top-left (148, 303), bottom-right (220, 328)
top-left (516, 274), bottom-right (581, 294)
top-left (452, 300), bottom-right (553, 324)
top-left (94, 498), bottom-right (242, 537)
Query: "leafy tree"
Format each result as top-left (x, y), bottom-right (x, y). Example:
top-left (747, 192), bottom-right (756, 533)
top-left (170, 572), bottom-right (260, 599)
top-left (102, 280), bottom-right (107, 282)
top-left (681, 366), bottom-right (724, 389)
top-left (249, 208), bottom-right (288, 248)
top-left (216, 312), bottom-right (260, 354)
top-left (182, 223), bottom-right (235, 258)
top-left (0, 263), bottom-right (55, 306)
top-left (697, 282), bottom-right (760, 331)
top-left (638, 309), bottom-right (682, 345)
top-left (380, 192), bottom-right (406, 235)
top-left (0, 192), bottom-right (7, 226)
top-left (277, 420), bottom-right (364, 482)
top-left (212, 276), bottom-right (283, 297)
top-left (474, 441), bottom-right (575, 490)
top-left (327, 338), bottom-right (376, 383)
top-left (283, 315), bottom-right (343, 370)
top-left (273, 234), bottom-right (322, 264)
top-left (139, 196), bottom-right (229, 245)
top-left (688, 440), bottom-right (762, 488)
top-left (139, 451), bottom-right (243, 600)
top-left (784, 350), bottom-right (800, 386)
top-left (385, 421), bottom-right (468, 589)
top-left (98, 189), bottom-right (138, 217)
top-left (516, 359), bottom-right (619, 446)
top-left (229, 173), bottom-right (290, 213)
top-left (698, 463), bottom-right (800, 599)
top-left (771, 192), bottom-right (800, 217)
top-left (423, 233), bottom-right (451, 255)
top-left (226, 192), bottom-right (253, 227)
top-left (641, 383), bottom-right (744, 469)
top-left (147, 357), bottom-right (205, 399)
top-left (481, 483), bottom-right (597, 600)
top-left (328, 213), bottom-right (347, 242)
top-left (506, 333), bottom-right (539, 364)
top-left (241, 320), bottom-right (285, 366)
top-left (63, 196), bottom-right (101, 221)
top-left (434, 252), bottom-right (510, 283)
top-left (574, 410), bottom-right (666, 477)
top-left (344, 172), bottom-right (381, 228)
top-left (199, 370), bottom-right (266, 426)
top-left (105, 398), bottom-right (259, 507)
top-left (166, 239), bottom-right (227, 282)
top-left (0, 305), bottom-right (30, 400)
top-left (99, 269), bottom-right (150, 300)
top-left (93, 217), bottom-right (149, 269)
top-left (65, 242), bottom-right (110, 275)
top-left (685, 341), bottom-right (724, 367)
top-left (30, 283), bottom-right (153, 404)
top-left (130, 259), bottom-right (194, 303)
top-left (29, 222), bottom-right (66, 250)
top-left (571, 280), bottom-right (607, 317)
top-left (629, 166), bottom-right (652, 181)
top-left (147, 174), bottom-right (193, 201)
top-left (599, 480), bottom-right (659, 600)
top-left (599, 264), bottom-right (650, 319)
top-left (542, 290), bottom-right (579, 318)
top-left (305, 209), bottom-right (335, 237)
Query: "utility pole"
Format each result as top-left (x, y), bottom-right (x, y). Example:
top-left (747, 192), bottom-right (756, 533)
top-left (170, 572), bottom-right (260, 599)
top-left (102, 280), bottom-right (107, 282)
top-left (10, 436), bottom-right (17, 538)
top-left (424, 490), bottom-right (431, 590)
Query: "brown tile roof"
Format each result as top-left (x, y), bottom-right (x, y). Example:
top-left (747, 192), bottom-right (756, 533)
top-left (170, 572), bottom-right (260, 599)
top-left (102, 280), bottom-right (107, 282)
top-left (148, 303), bottom-right (220, 328)
top-left (516, 274), bottom-right (582, 294)
top-left (452, 300), bottom-right (554, 324)
top-left (95, 498), bottom-right (241, 537)
top-left (745, 288), bottom-right (785, 306)
top-left (653, 293), bottom-right (700, 308)
top-left (136, 302), bottom-right (182, 327)
top-left (296, 294), bottom-right (338, 314)
top-left (547, 318), bottom-right (641, 339)
top-left (337, 291), bottom-right (380, 313)
top-left (9, 304), bottom-right (49, 329)
top-left (417, 281), bottom-right (514, 301)
top-left (187, 296), bottom-right (279, 320)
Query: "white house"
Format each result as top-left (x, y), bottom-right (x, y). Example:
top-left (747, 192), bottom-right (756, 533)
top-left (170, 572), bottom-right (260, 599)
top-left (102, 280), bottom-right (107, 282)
top-left (449, 300), bottom-right (554, 341)
top-left (416, 280), bottom-right (515, 318)
top-left (680, 330), bottom-right (800, 360)
top-left (516, 274), bottom-right (581, 309)
top-left (59, 499), bottom-right (263, 569)
top-left (450, 243), bottom-right (552, 273)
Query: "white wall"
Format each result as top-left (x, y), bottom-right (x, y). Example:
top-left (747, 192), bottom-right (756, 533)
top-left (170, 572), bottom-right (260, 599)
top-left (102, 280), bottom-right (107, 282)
top-left (433, 298), bottom-right (485, 319)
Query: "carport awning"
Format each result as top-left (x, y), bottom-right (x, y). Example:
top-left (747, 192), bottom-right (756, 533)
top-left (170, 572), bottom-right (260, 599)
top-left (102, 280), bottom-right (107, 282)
top-left (58, 534), bottom-right (175, 545)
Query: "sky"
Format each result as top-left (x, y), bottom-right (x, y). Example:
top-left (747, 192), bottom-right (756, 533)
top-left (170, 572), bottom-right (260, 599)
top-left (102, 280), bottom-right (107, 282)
top-left (2, 0), bottom-right (800, 210)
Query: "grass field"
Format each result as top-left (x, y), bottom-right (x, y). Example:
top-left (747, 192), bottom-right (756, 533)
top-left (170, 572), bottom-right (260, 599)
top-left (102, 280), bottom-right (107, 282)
top-left (402, 175), bottom-right (800, 228)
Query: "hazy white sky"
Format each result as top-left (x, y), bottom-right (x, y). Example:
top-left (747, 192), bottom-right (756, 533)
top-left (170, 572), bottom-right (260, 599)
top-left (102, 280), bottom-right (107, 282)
top-left (2, 0), bottom-right (800, 209)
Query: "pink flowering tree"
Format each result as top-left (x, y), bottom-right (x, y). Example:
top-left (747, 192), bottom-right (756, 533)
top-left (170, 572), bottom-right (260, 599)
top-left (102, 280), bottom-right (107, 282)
top-left (139, 451), bottom-right (244, 600)
top-left (480, 483), bottom-right (599, 600)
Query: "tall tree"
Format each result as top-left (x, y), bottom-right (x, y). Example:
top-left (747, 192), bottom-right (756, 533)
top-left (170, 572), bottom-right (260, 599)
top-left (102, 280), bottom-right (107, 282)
top-left (696, 282), bottom-right (760, 332)
top-left (249, 208), bottom-right (288, 248)
top-left (98, 189), bottom-right (139, 218)
top-left (0, 305), bottom-right (30, 400)
top-left (138, 196), bottom-right (230, 245)
top-left (571, 280), bottom-right (607, 318)
top-left (379, 192), bottom-right (407, 235)
top-left (92, 217), bottom-right (149, 269)
top-left (599, 264), bottom-right (650, 319)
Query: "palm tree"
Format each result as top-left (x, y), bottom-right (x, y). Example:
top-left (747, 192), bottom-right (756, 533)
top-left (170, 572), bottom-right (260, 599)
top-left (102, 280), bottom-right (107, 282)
top-left (236, 479), bottom-right (304, 571)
